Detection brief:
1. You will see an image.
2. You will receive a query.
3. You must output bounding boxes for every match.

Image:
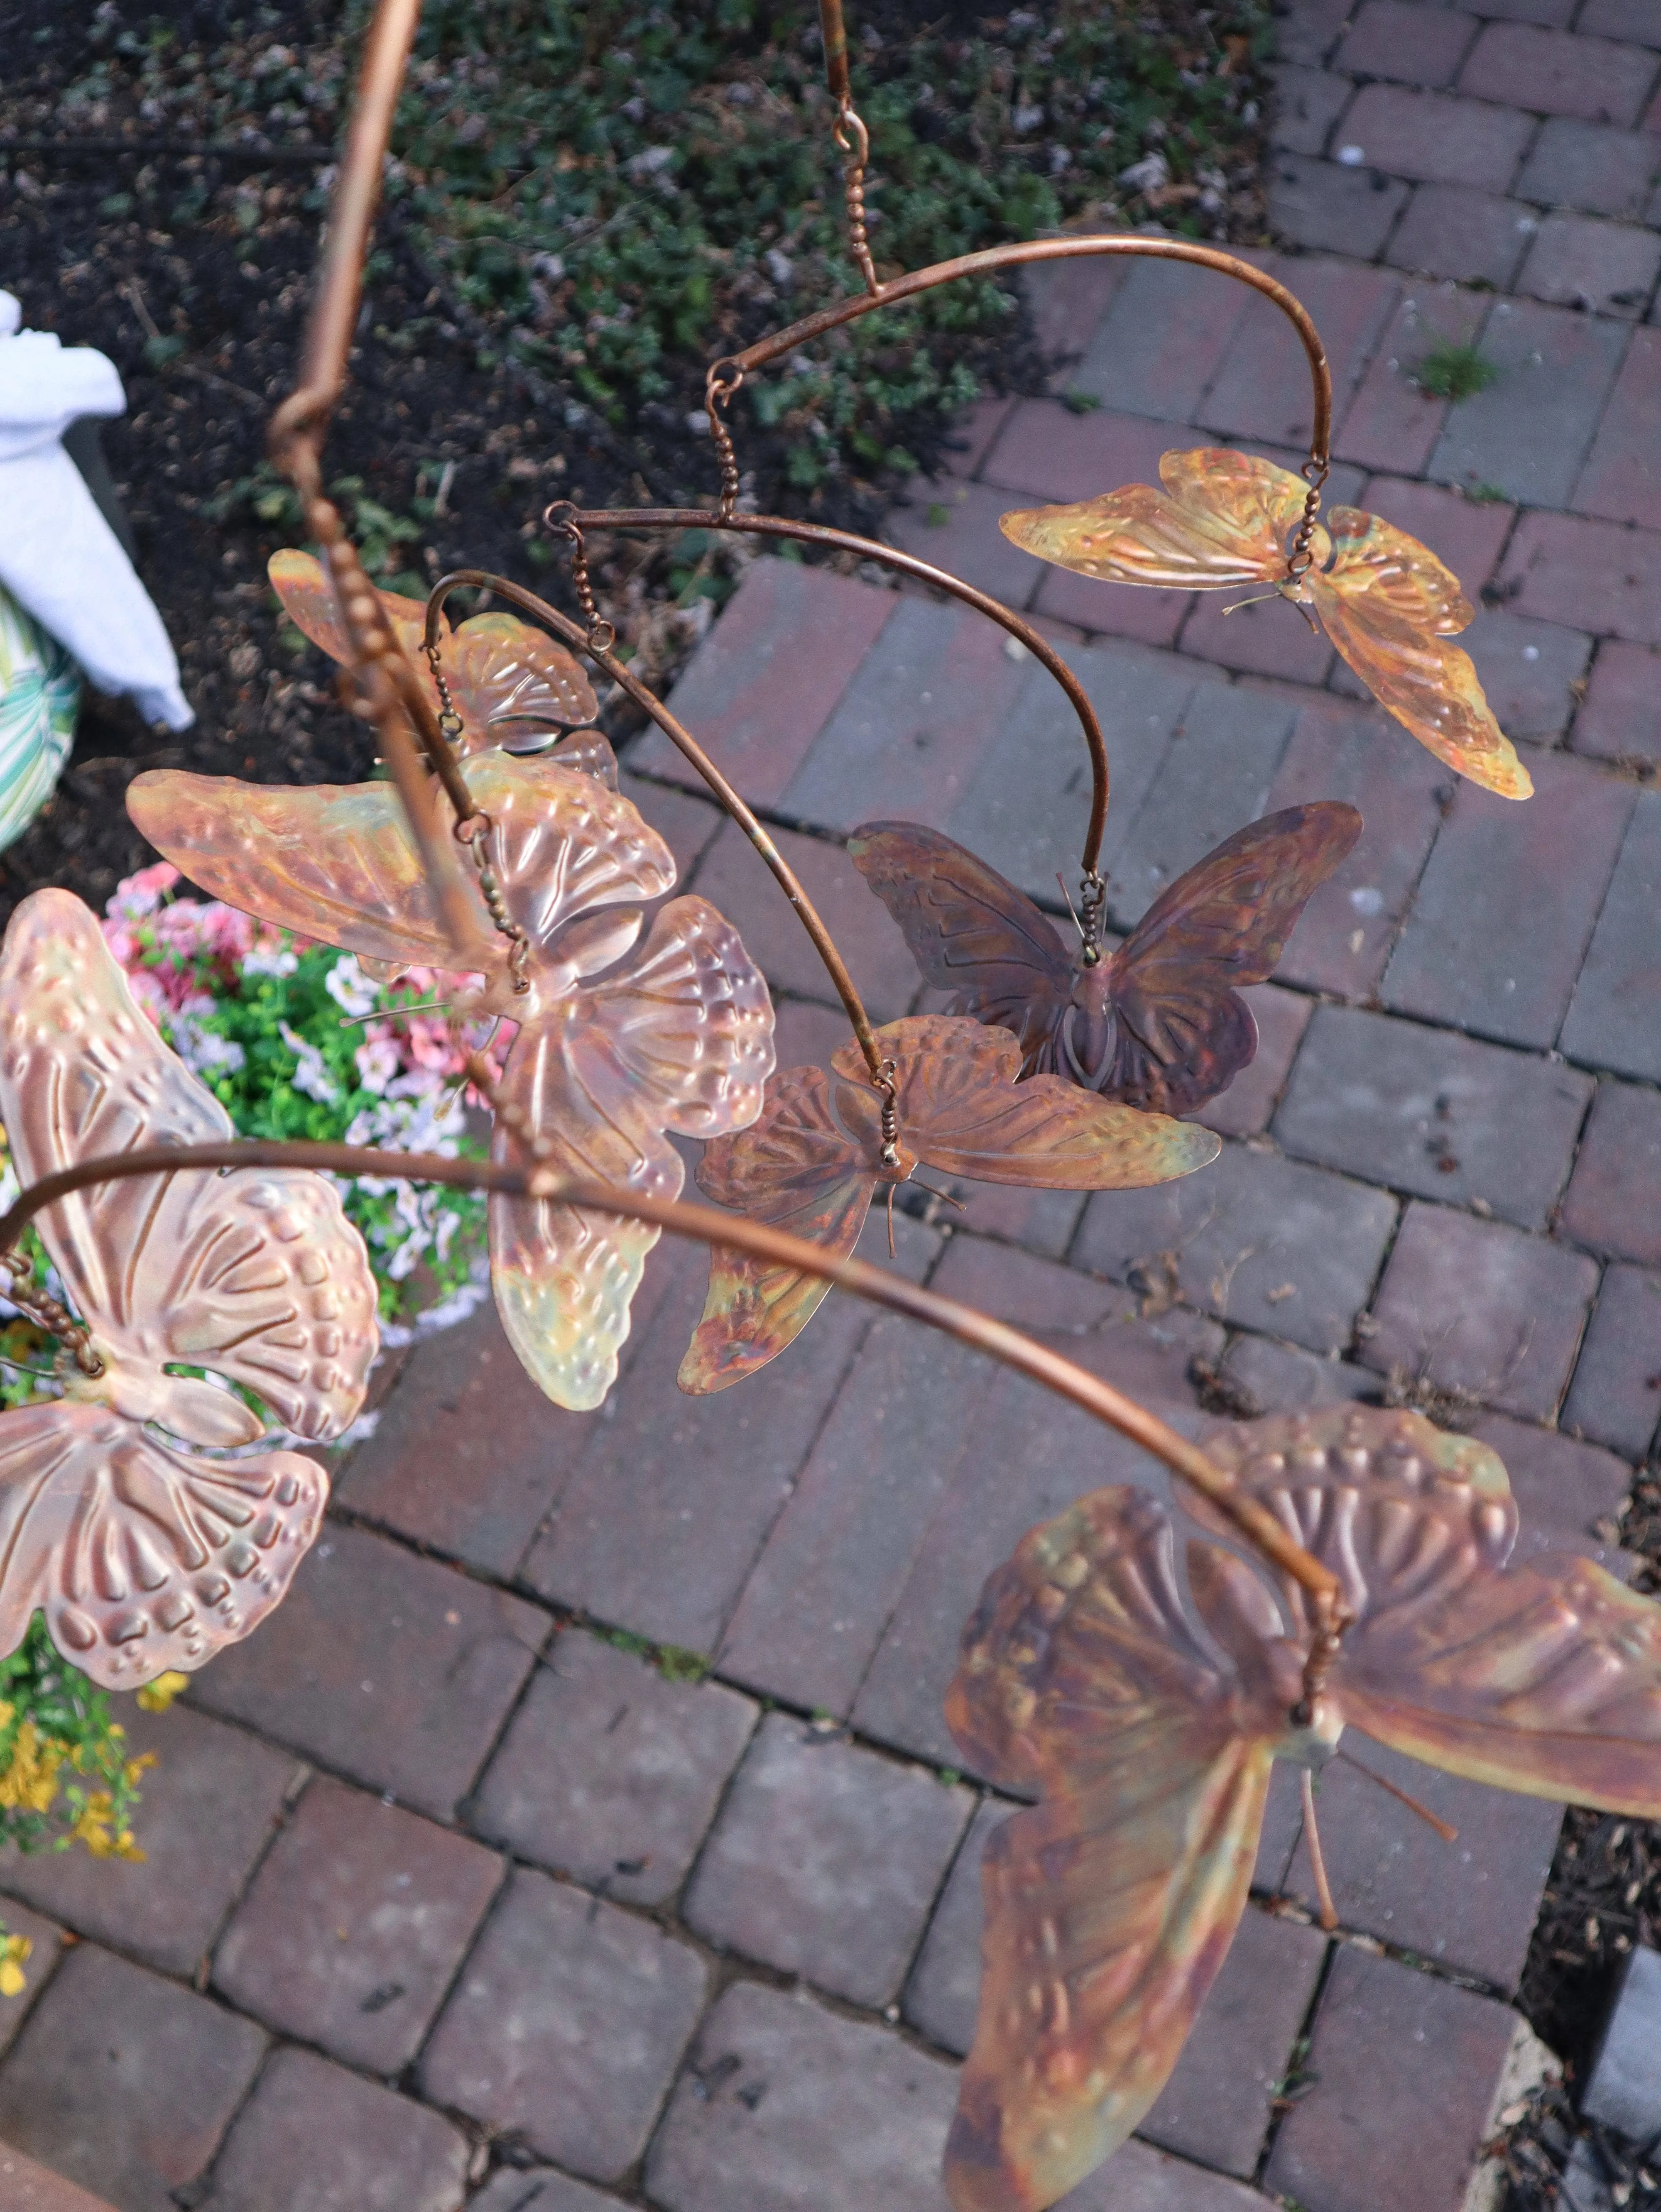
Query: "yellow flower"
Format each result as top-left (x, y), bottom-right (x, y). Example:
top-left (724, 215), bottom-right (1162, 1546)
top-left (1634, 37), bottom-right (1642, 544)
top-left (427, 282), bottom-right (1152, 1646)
top-left (0, 1933), bottom-right (32, 1999)
top-left (0, 1723), bottom-right (68, 1813)
top-left (136, 1672), bottom-right (189, 1714)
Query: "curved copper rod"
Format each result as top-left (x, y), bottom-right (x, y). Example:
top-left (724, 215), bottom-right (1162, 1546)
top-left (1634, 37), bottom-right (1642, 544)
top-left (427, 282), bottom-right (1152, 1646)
top-left (424, 569), bottom-right (890, 1086)
top-left (571, 505), bottom-right (1111, 874)
top-left (818, 0), bottom-right (851, 103)
top-left (0, 1137), bottom-right (1344, 1615)
top-left (728, 236), bottom-right (1334, 465)
top-left (263, 0), bottom-right (485, 966)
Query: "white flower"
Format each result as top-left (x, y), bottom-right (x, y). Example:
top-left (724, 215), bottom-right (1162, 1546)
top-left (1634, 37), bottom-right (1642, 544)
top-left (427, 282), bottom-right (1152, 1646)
top-left (1117, 152), bottom-right (1170, 195)
top-left (243, 941), bottom-right (299, 979)
top-left (324, 954), bottom-right (380, 1018)
top-left (279, 1022), bottom-right (339, 1104)
top-left (168, 1012), bottom-right (247, 1078)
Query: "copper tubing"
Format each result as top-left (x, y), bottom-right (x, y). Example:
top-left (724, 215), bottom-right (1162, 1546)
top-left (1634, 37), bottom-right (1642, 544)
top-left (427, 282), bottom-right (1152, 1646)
top-left (571, 506), bottom-right (1112, 872)
top-left (818, 0), bottom-right (852, 103)
top-left (424, 570), bottom-right (891, 1087)
top-left (0, 1137), bottom-right (1345, 1611)
top-left (730, 235), bottom-right (1334, 465)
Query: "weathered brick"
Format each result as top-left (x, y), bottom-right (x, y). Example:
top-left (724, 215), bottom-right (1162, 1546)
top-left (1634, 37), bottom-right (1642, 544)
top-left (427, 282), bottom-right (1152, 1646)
top-left (1024, 257), bottom-right (1127, 367)
top-left (468, 2170), bottom-right (627, 2212)
top-left (938, 393), bottom-right (1017, 477)
top-left (1381, 752), bottom-right (1635, 1050)
top-left (0, 1946), bottom-right (265, 2212)
top-left (635, 558), bottom-right (892, 804)
top-left (902, 1795), bottom-right (1007, 2053)
top-left (1428, 296), bottom-right (1630, 509)
top-left (1581, 0), bottom-right (1661, 41)
top-left (685, 1715), bottom-right (971, 2006)
top-left (646, 1980), bottom-right (959, 2212)
top-left (718, 1318), bottom-right (1001, 1715)
top-left (1458, 607), bottom-right (1593, 743)
top-left (1274, 1003), bottom-right (1592, 1227)
top-left (1338, 0), bottom-right (1479, 82)
top-left (1572, 639), bottom-right (1661, 765)
top-left (1271, 64), bottom-right (1356, 153)
top-left (1561, 788), bottom-right (1661, 1077)
top-left (1520, 211), bottom-right (1661, 314)
top-left (1387, 183), bottom-right (1533, 284)
top-left (1460, 21), bottom-right (1660, 125)
top-left (1194, 983), bottom-right (1314, 1140)
top-left (885, 477), bottom-right (1050, 609)
top-left (1075, 1142), bottom-right (1398, 1353)
top-left (1200, 258), bottom-right (1400, 450)
top-left (1179, 590), bottom-right (1335, 687)
top-left (0, 1902), bottom-right (59, 2062)
top-left (1575, 328), bottom-right (1661, 528)
top-left (335, 1303), bottom-right (601, 1577)
top-left (211, 1776), bottom-right (502, 2071)
top-left (1337, 83), bottom-right (1535, 188)
top-left (1265, 1947), bottom-right (1525, 2212)
top-left (691, 817), bottom-right (919, 1020)
top-left (0, 2147), bottom-right (114, 2212)
top-left (1108, 683), bottom-right (1300, 927)
top-left (1563, 1260), bottom-right (1661, 1459)
top-left (1499, 510), bottom-right (1661, 646)
top-left (198, 2046), bottom-right (469, 2212)
top-left (470, 1627), bottom-right (757, 1907)
top-left (782, 593), bottom-right (1028, 837)
top-left (0, 1704), bottom-right (292, 1978)
top-left (1561, 1077), bottom-right (1661, 1259)
top-left (422, 1866), bottom-right (706, 2182)
top-left (191, 1521), bottom-right (549, 1820)
top-left (1267, 697), bottom-right (1450, 999)
top-left (1284, 1740), bottom-right (1561, 1988)
top-left (1360, 1201), bottom-right (1597, 1417)
top-left (1269, 152), bottom-right (1411, 254)
top-left (1357, 474), bottom-right (1515, 595)
top-left (1470, 1410), bottom-right (1636, 1567)
top-left (1216, 1332), bottom-right (1377, 1412)
top-left (1275, 0), bottom-right (1360, 67)
top-left (1065, 2141), bottom-right (1289, 2210)
top-left (521, 1218), bottom-right (937, 1658)
top-left (1335, 293), bottom-right (1468, 474)
top-left (982, 399), bottom-right (1186, 505)
top-left (1473, 0), bottom-right (1574, 24)
top-left (1140, 1909), bottom-right (1332, 2177)
top-left (1069, 258), bottom-right (1251, 422)
top-left (946, 640), bottom-right (1210, 905)
top-left (1034, 556), bottom-right (1194, 648)
top-left (1516, 116), bottom-right (1661, 215)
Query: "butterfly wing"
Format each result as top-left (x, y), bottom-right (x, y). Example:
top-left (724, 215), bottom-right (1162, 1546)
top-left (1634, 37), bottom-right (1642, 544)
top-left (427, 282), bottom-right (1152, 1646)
top-left (999, 448), bottom-right (1316, 592)
top-left (1310, 511), bottom-right (1532, 800)
top-left (491, 896), bottom-right (774, 1410)
top-left (679, 1064), bottom-right (873, 1395)
top-left (1093, 803), bottom-right (1362, 1113)
top-left (462, 752), bottom-right (676, 953)
top-left (0, 1402), bottom-right (330, 1687)
top-left (268, 548), bottom-right (433, 669)
top-left (829, 1015), bottom-right (1220, 1189)
top-left (1196, 1405), bottom-right (1661, 1818)
top-left (848, 822), bottom-right (1074, 1070)
top-left (443, 612), bottom-right (599, 751)
top-left (944, 1485), bottom-right (1280, 2212)
top-left (544, 730), bottom-right (619, 788)
top-left (0, 891), bottom-right (378, 1438)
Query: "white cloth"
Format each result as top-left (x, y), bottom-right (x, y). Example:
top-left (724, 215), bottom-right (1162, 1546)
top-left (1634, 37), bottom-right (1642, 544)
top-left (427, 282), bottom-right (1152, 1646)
top-left (0, 290), bottom-right (192, 729)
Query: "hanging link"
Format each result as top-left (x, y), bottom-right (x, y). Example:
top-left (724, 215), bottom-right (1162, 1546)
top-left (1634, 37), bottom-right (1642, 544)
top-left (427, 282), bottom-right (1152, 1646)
top-left (3, 1250), bottom-right (103, 1377)
top-left (455, 813), bottom-right (532, 994)
top-left (703, 362), bottom-right (745, 520)
top-left (833, 99), bottom-right (880, 296)
top-left (422, 636), bottom-right (467, 748)
top-left (1077, 870), bottom-right (1107, 968)
top-left (541, 500), bottom-right (617, 654)
top-left (1283, 455), bottom-right (1331, 588)
top-left (876, 1057), bottom-right (901, 1169)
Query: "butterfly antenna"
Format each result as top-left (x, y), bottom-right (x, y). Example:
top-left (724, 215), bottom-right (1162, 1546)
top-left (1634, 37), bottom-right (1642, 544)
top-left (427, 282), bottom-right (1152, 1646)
top-left (885, 1180), bottom-right (897, 1259)
top-left (910, 1175), bottom-right (966, 1212)
top-left (1335, 1747), bottom-right (1459, 1843)
top-left (1055, 871), bottom-right (1088, 950)
top-left (1300, 1768), bottom-right (1339, 1932)
top-left (338, 996), bottom-right (453, 1029)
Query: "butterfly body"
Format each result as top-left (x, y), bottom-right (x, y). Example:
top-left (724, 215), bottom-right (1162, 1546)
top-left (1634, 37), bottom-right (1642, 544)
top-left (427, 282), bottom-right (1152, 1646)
top-left (944, 1403), bottom-right (1661, 2212)
top-left (999, 449), bottom-right (1531, 800)
top-left (129, 751), bottom-right (775, 1411)
top-left (850, 806), bottom-right (1359, 1117)
top-left (0, 890), bottom-right (379, 1686)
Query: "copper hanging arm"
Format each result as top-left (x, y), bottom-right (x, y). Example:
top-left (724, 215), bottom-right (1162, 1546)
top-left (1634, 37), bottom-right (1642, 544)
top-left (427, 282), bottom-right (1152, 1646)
top-left (817, 0), bottom-right (879, 294)
top-left (265, 0), bottom-right (487, 962)
top-left (0, 1137), bottom-right (1345, 1615)
top-left (566, 505), bottom-right (1112, 875)
top-left (727, 235), bottom-right (1334, 465)
top-left (424, 566), bottom-right (893, 1089)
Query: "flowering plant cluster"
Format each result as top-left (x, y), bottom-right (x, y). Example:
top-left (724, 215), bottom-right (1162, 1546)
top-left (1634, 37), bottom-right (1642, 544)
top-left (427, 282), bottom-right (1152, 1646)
top-left (102, 862), bottom-right (505, 1319)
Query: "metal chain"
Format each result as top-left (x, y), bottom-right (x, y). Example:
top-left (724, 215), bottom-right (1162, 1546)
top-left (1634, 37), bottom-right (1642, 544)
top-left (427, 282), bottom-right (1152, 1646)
top-left (422, 639), bottom-right (467, 748)
top-left (1283, 456), bottom-right (1331, 587)
top-left (833, 99), bottom-right (880, 296)
top-left (1077, 870), bottom-right (1107, 967)
top-left (703, 363), bottom-right (744, 521)
top-left (455, 815), bottom-right (532, 994)
top-left (3, 1251), bottom-right (103, 1377)
top-left (541, 502), bottom-right (617, 654)
top-left (876, 1058), bottom-right (901, 1169)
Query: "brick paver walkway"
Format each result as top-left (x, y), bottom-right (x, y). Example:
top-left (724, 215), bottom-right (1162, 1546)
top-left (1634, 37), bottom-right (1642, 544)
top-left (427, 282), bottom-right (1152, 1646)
top-left (4, 5), bottom-right (1661, 2207)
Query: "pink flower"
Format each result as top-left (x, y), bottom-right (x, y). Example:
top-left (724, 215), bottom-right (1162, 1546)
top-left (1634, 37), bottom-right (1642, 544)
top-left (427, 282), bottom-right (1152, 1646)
top-left (107, 862), bottom-right (181, 921)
